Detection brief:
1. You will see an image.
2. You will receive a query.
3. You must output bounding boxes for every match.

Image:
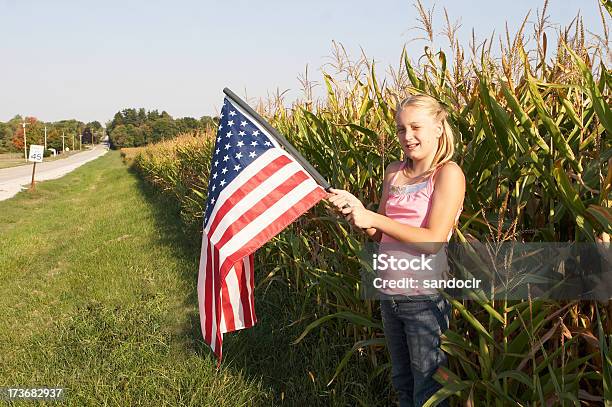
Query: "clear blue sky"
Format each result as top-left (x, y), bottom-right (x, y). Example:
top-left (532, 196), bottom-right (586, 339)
top-left (0, 0), bottom-right (608, 125)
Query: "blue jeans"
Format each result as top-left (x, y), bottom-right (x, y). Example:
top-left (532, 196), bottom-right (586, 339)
top-left (381, 294), bottom-right (451, 407)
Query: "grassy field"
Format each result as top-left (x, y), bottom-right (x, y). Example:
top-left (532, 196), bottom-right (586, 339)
top-left (0, 150), bottom-right (387, 406)
top-left (0, 150), bottom-right (271, 406)
top-left (0, 148), bottom-right (94, 169)
top-left (0, 152), bottom-right (28, 169)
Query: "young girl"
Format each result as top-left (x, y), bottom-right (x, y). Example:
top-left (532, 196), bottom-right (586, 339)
top-left (328, 94), bottom-right (465, 407)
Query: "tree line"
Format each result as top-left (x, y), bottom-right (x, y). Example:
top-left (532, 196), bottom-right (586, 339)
top-left (0, 109), bottom-right (217, 154)
top-left (0, 116), bottom-right (101, 154)
top-left (106, 108), bottom-right (216, 148)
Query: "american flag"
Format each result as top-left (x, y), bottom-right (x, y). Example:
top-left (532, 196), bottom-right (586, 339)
top-left (197, 96), bottom-right (327, 360)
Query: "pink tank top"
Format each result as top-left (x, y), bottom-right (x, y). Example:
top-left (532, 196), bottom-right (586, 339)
top-left (380, 161), bottom-right (461, 243)
top-left (377, 161), bottom-right (462, 296)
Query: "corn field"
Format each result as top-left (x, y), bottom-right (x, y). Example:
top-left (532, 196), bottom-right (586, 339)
top-left (121, 2), bottom-right (611, 405)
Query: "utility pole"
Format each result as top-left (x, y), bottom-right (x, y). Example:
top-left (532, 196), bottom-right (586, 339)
top-left (72, 133), bottom-right (75, 151)
top-left (21, 121), bottom-right (29, 161)
top-left (44, 125), bottom-right (47, 150)
top-left (61, 132), bottom-right (66, 153)
top-left (79, 134), bottom-right (82, 150)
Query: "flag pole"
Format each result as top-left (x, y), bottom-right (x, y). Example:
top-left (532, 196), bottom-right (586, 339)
top-left (223, 87), bottom-right (331, 191)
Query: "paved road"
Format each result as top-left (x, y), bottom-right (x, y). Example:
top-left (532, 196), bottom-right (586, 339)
top-left (0, 143), bottom-right (109, 201)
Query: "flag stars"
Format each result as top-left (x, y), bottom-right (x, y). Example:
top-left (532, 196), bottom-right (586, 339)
top-left (210, 101), bottom-right (280, 205)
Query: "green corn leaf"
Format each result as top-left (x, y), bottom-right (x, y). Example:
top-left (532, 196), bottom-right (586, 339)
top-left (525, 77), bottom-right (582, 173)
top-left (449, 299), bottom-right (495, 343)
top-left (565, 46), bottom-right (612, 136)
top-left (586, 204), bottom-right (612, 234)
top-left (552, 162), bottom-right (596, 239)
top-left (293, 311), bottom-right (382, 345)
top-left (403, 48), bottom-right (423, 90)
top-left (327, 337), bottom-right (386, 385)
top-left (500, 83), bottom-right (550, 154)
top-left (494, 370), bottom-right (534, 389)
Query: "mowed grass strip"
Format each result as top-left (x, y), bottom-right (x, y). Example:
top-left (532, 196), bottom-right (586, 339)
top-left (0, 150), bottom-right (270, 406)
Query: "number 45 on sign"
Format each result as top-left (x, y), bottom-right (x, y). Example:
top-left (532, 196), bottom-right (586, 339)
top-left (28, 144), bottom-right (44, 191)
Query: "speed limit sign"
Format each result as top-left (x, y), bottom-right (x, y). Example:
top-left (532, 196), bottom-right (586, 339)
top-left (28, 145), bottom-right (44, 163)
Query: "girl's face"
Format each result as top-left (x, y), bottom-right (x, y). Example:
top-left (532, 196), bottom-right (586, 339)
top-left (395, 106), bottom-right (442, 163)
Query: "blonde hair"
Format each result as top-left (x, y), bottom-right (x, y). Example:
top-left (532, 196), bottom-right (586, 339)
top-left (395, 94), bottom-right (455, 176)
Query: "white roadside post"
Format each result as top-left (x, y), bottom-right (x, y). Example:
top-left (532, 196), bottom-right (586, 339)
top-left (22, 121), bottom-right (28, 161)
top-left (28, 144), bottom-right (44, 191)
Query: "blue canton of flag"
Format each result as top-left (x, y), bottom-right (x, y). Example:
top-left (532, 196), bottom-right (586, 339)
top-left (203, 100), bottom-right (276, 226)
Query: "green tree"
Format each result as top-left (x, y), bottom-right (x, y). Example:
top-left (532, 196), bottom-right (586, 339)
top-left (175, 117), bottom-right (199, 134)
top-left (109, 124), bottom-right (129, 148)
top-left (150, 118), bottom-right (177, 143)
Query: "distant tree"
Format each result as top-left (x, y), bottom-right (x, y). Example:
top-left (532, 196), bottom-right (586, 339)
top-left (46, 127), bottom-right (63, 151)
top-left (150, 117), bottom-right (177, 143)
top-left (87, 121), bottom-right (102, 130)
top-left (82, 127), bottom-right (93, 144)
top-left (83, 121), bottom-right (102, 144)
top-left (11, 116), bottom-right (41, 151)
top-left (11, 124), bottom-right (25, 150)
top-left (107, 112), bottom-right (123, 134)
top-left (121, 109), bottom-right (139, 127)
top-left (109, 124), bottom-right (129, 148)
top-left (175, 117), bottom-right (199, 134)
top-left (200, 115), bottom-right (216, 130)
top-left (131, 124), bottom-right (147, 146)
top-left (137, 108), bottom-right (146, 124)
top-left (0, 122), bottom-right (14, 152)
top-left (147, 110), bottom-right (160, 121)
top-left (106, 108), bottom-right (213, 148)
